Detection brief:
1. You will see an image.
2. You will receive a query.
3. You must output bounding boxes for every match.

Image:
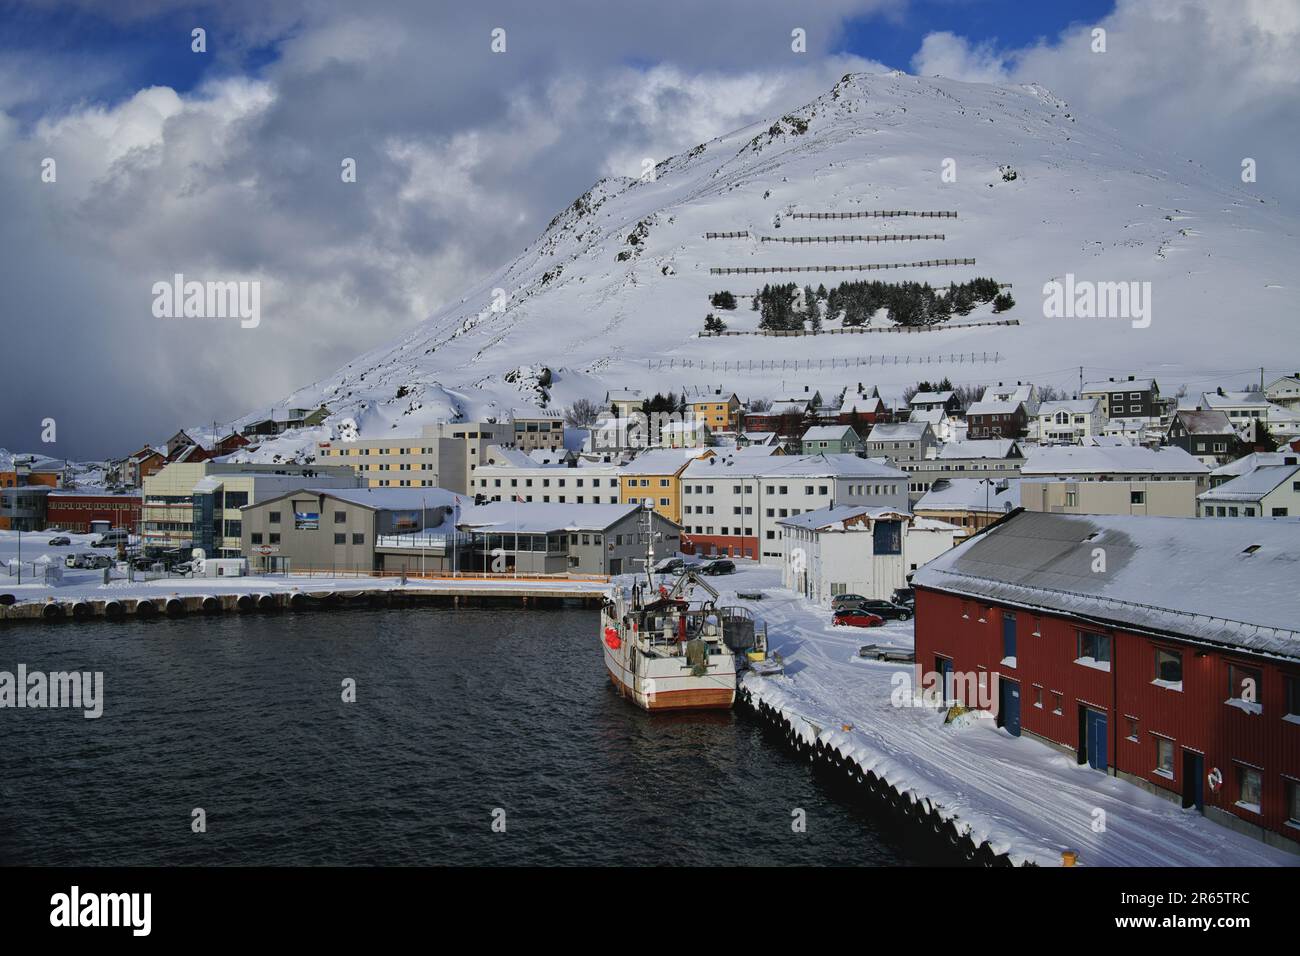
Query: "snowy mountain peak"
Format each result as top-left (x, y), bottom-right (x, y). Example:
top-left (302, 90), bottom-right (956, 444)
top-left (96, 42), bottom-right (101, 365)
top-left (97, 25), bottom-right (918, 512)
top-left (223, 71), bottom-right (1296, 463)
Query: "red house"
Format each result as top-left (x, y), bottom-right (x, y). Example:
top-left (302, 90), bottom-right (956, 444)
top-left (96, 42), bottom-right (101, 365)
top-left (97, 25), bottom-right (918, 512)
top-left (913, 509), bottom-right (1300, 853)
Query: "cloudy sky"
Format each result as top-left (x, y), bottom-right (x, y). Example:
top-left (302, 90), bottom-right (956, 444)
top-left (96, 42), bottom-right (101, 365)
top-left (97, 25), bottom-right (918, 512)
top-left (2, 0), bottom-right (1297, 459)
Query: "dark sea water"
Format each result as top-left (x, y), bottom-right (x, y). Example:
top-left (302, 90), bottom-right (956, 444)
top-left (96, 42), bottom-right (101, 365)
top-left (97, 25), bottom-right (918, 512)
top-left (0, 607), bottom-right (936, 865)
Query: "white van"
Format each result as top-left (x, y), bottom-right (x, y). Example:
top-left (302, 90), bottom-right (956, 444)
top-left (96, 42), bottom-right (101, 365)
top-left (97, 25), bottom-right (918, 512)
top-left (91, 529), bottom-right (129, 549)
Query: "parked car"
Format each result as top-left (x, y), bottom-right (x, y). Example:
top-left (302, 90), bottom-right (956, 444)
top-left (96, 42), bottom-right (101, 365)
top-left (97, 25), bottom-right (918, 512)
top-left (831, 593), bottom-right (870, 610)
top-left (892, 587), bottom-right (915, 608)
top-left (853, 599), bottom-right (913, 621)
top-left (701, 559), bottom-right (735, 576)
top-left (47, 536), bottom-right (71, 546)
top-left (65, 553), bottom-right (89, 569)
top-left (171, 561), bottom-right (196, 577)
top-left (654, 557), bottom-right (686, 575)
top-left (91, 530), bottom-right (129, 548)
top-left (833, 607), bottom-right (884, 628)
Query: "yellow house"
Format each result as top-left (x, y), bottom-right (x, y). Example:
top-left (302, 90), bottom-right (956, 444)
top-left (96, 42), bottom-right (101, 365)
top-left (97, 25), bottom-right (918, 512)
top-left (618, 449), bottom-right (713, 524)
top-left (689, 393), bottom-right (741, 433)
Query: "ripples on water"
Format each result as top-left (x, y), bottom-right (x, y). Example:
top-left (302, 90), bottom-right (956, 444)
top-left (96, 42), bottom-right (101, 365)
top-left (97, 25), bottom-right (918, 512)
top-left (0, 607), bottom-right (935, 866)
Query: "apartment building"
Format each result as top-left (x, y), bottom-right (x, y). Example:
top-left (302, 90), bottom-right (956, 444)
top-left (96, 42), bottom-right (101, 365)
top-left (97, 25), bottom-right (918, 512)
top-left (864, 421), bottom-right (937, 464)
top-left (679, 452), bottom-right (909, 563)
top-left (510, 407), bottom-right (566, 452)
top-left (472, 446), bottom-right (625, 505)
top-left (687, 391), bottom-right (742, 433)
top-left (317, 420), bottom-right (512, 494)
top-left (906, 439), bottom-right (1025, 499)
top-left (616, 448), bottom-right (717, 523)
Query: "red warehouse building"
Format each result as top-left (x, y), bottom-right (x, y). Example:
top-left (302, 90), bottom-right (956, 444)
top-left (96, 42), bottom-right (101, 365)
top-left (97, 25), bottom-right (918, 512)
top-left (913, 509), bottom-right (1300, 854)
top-left (44, 490), bottom-right (142, 533)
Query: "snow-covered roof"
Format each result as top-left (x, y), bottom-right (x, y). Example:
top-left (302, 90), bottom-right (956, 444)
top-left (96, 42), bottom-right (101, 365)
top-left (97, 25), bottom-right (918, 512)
top-left (981, 384), bottom-right (1034, 403)
top-left (605, 388), bottom-right (644, 403)
top-left (682, 452), bottom-right (905, 480)
top-left (866, 422), bottom-right (929, 442)
top-left (509, 406), bottom-right (562, 421)
top-left (1036, 399), bottom-right (1099, 417)
top-left (1082, 378), bottom-right (1156, 394)
top-left (618, 449), bottom-right (710, 475)
top-left (776, 504), bottom-right (911, 532)
top-left (966, 399), bottom-right (1021, 416)
top-left (908, 408), bottom-right (946, 425)
top-left (934, 439), bottom-right (1020, 460)
top-left (457, 500), bottom-right (654, 533)
top-left (909, 391), bottom-right (954, 406)
top-left (1210, 452), bottom-right (1292, 479)
top-left (303, 486), bottom-right (460, 511)
top-left (1173, 409), bottom-right (1235, 435)
top-left (1201, 390), bottom-right (1270, 410)
top-left (802, 425), bottom-right (858, 441)
top-left (1198, 463), bottom-right (1300, 502)
top-left (913, 510), bottom-right (1300, 661)
top-left (1022, 444), bottom-right (1208, 476)
top-left (916, 478), bottom-right (1022, 513)
top-left (841, 397), bottom-right (885, 415)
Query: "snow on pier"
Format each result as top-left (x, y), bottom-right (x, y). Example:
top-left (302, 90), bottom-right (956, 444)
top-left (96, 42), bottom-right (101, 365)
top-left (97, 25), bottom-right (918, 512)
top-left (714, 566), bottom-right (1295, 867)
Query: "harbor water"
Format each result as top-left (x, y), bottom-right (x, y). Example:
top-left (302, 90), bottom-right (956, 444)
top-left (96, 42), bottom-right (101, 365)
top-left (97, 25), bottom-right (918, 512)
top-left (0, 606), bottom-right (942, 865)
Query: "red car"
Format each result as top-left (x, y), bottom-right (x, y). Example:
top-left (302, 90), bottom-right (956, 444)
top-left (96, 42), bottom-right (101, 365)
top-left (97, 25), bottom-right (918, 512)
top-left (832, 607), bottom-right (884, 628)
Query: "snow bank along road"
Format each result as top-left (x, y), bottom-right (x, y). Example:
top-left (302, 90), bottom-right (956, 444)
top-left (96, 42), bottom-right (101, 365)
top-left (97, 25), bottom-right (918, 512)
top-left (708, 566), bottom-right (1295, 868)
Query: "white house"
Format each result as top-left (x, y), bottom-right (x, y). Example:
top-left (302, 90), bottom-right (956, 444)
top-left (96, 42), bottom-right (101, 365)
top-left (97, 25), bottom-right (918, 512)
top-left (1197, 456), bottom-right (1300, 518)
top-left (1032, 398), bottom-right (1104, 444)
top-left (680, 452), bottom-right (909, 563)
top-left (1264, 374), bottom-right (1300, 410)
top-left (778, 504), bottom-right (960, 606)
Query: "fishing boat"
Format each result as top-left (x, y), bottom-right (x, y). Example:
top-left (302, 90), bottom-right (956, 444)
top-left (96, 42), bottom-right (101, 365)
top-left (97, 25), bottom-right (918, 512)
top-left (600, 503), bottom-right (773, 711)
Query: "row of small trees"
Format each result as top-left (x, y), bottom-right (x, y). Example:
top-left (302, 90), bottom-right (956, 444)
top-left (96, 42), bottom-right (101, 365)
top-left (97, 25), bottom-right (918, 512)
top-left (704, 278), bottom-right (1014, 333)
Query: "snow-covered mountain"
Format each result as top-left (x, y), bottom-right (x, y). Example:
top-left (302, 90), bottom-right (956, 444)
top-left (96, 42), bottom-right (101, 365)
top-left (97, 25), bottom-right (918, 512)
top-left (221, 71), bottom-right (1297, 460)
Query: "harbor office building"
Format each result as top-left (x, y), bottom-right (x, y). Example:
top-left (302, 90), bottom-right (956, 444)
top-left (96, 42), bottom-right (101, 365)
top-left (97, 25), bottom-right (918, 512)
top-left (240, 487), bottom-right (461, 573)
top-left (144, 462), bottom-right (361, 558)
top-left (455, 501), bottom-right (681, 576)
top-left (913, 510), bottom-right (1300, 853)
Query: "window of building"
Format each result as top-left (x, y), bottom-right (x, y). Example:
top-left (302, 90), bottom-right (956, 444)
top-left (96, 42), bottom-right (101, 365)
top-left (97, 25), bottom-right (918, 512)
top-left (1051, 693), bottom-right (1062, 716)
top-left (353, 533), bottom-right (364, 545)
top-left (334, 533), bottom-right (346, 545)
top-left (251, 532), bottom-right (263, 545)
top-left (1154, 736), bottom-right (1174, 778)
top-left (1130, 490), bottom-right (1145, 505)
top-left (1076, 630), bottom-right (1111, 668)
top-left (334, 511), bottom-right (346, 524)
top-left (1286, 778), bottom-right (1300, 828)
top-left (269, 511), bottom-right (281, 524)
top-left (1154, 648), bottom-right (1182, 686)
top-left (269, 533), bottom-right (280, 545)
top-left (1235, 765), bottom-right (1262, 813)
top-left (1125, 717), bottom-right (1139, 741)
top-left (1227, 663), bottom-right (1262, 709)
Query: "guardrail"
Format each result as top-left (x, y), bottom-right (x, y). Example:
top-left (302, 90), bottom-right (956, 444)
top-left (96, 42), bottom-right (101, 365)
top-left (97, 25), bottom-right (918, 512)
top-left (788, 210), bottom-right (958, 219)
top-left (760, 234), bottom-right (945, 243)
top-left (647, 353), bottom-right (1003, 372)
top-left (710, 258), bottom-right (975, 275)
top-left (704, 231), bottom-right (749, 239)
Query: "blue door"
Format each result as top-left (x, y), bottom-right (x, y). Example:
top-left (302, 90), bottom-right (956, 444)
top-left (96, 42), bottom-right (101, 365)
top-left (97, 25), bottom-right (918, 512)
top-left (1085, 709), bottom-right (1108, 771)
top-left (1002, 613), bottom-right (1016, 660)
top-left (936, 657), bottom-right (954, 703)
top-left (998, 679), bottom-right (1021, 737)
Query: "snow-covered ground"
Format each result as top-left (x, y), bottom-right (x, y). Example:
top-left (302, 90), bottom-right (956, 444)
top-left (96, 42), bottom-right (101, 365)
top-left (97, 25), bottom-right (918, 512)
top-left (687, 563), bottom-right (1295, 867)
